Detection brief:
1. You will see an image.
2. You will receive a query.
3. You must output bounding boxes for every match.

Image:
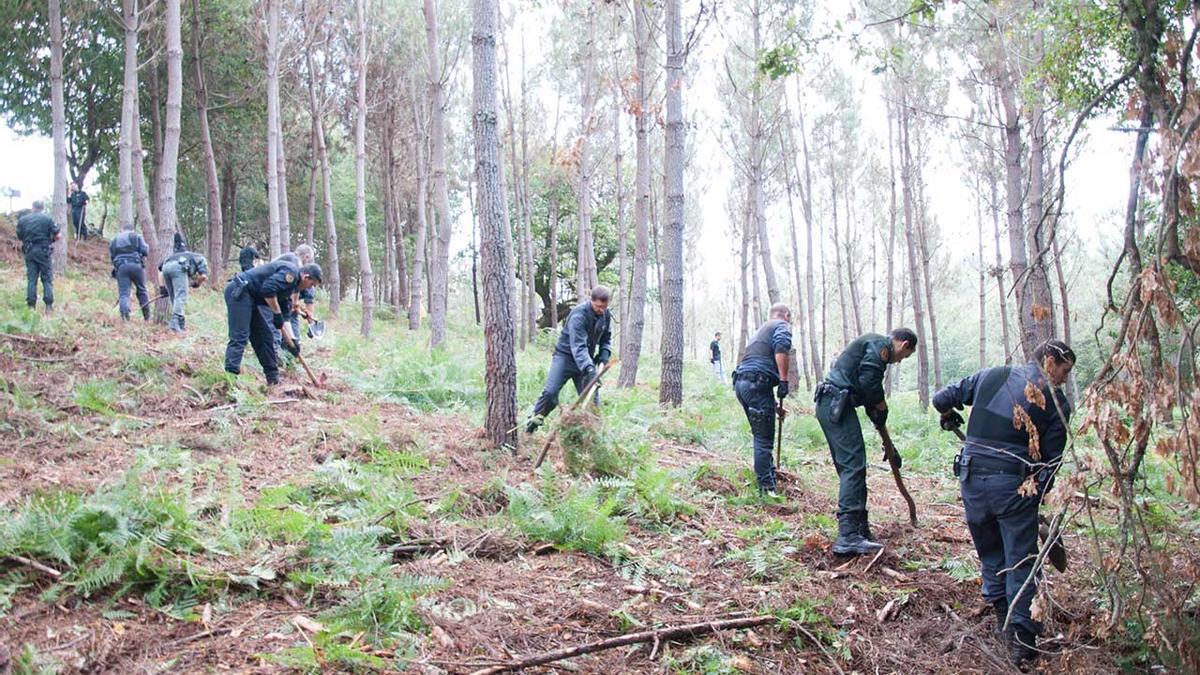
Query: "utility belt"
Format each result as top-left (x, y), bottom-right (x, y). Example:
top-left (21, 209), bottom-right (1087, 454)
top-left (732, 370), bottom-right (776, 387)
top-left (814, 381), bottom-right (856, 423)
top-left (228, 274), bottom-right (250, 300)
top-left (21, 240), bottom-right (50, 256)
top-left (952, 452), bottom-right (1029, 480)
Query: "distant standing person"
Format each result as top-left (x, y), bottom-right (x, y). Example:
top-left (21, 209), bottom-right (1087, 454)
top-left (732, 304), bottom-right (792, 495)
top-left (525, 286), bottom-right (613, 433)
top-left (108, 222), bottom-right (151, 321)
top-left (239, 245), bottom-right (260, 272)
top-left (224, 258), bottom-right (322, 386)
top-left (710, 331), bottom-right (725, 383)
top-left (814, 329), bottom-right (917, 555)
top-left (68, 183), bottom-right (89, 240)
top-left (16, 201), bottom-right (61, 312)
top-left (159, 247), bottom-right (209, 333)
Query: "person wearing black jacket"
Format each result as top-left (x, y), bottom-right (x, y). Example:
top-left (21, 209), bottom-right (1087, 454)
top-left (224, 260), bottom-right (322, 385)
top-left (710, 331), bottom-right (725, 383)
top-left (108, 222), bottom-right (151, 321)
top-left (525, 286), bottom-right (613, 433)
top-left (933, 340), bottom-right (1075, 668)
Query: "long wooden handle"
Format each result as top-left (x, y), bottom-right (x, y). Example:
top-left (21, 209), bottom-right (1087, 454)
top-left (296, 353), bottom-right (320, 388)
top-left (876, 423), bottom-right (918, 526)
top-left (532, 359), bottom-right (617, 469)
top-left (775, 407), bottom-right (783, 467)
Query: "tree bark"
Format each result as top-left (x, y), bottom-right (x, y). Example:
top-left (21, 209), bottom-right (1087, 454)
top-left (472, 0), bottom-right (518, 449)
top-left (659, 0), bottom-right (685, 406)
top-left (576, 2), bottom-right (599, 299)
top-left (884, 101), bottom-right (898, 393)
top-left (988, 154), bottom-right (1012, 363)
top-left (792, 92), bottom-right (821, 382)
top-left (548, 197), bottom-right (560, 329)
top-left (49, 0), bottom-right (67, 272)
top-left (737, 188), bottom-right (752, 362)
top-left (844, 185), bottom-right (864, 336)
top-left (305, 36), bottom-right (340, 314)
top-left (264, 0), bottom-right (282, 258)
top-left (153, 0), bottom-right (182, 319)
top-left (976, 177), bottom-right (987, 369)
top-left (829, 139), bottom-right (850, 346)
top-left (277, 121), bottom-right (291, 253)
top-left (782, 122), bottom-right (811, 390)
top-left (1024, 10), bottom-right (1057, 352)
top-left (354, 0), bottom-right (373, 337)
top-left (425, 0), bottom-right (452, 348)
top-left (306, 122), bottom-right (317, 247)
top-left (190, 0), bottom-right (222, 287)
top-left (899, 91), bottom-right (929, 408)
top-left (519, 31), bottom-right (538, 343)
top-left (118, 0), bottom-right (137, 234)
top-left (617, 0), bottom-right (652, 389)
top-left (750, 0), bottom-right (779, 306)
top-left (467, 176), bottom-right (481, 325)
top-left (913, 137), bottom-right (942, 389)
top-left (613, 34), bottom-right (627, 332)
top-left (409, 88), bottom-right (429, 331)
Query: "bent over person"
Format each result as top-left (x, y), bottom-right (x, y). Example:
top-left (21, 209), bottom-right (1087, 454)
top-left (109, 222), bottom-right (151, 321)
top-left (224, 259), bottom-right (322, 386)
top-left (933, 340), bottom-right (1074, 668)
top-left (732, 304), bottom-right (792, 495)
top-left (16, 201), bottom-right (61, 312)
top-left (525, 286), bottom-right (613, 433)
top-left (814, 329), bottom-right (917, 555)
top-left (160, 248), bottom-right (209, 332)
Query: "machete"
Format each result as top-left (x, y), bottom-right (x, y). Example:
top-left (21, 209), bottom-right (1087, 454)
top-left (873, 421), bottom-right (918, 526)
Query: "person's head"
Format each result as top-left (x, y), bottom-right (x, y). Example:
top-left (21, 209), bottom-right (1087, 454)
top-left (73, 182), bottom-right (80, 191)
top-left (1034, 339), bottom-right (1076, 386)
top-left (888, 327), bottom-right (919, 363)
top-left (121, 222), bottom-right (135, 232)
top-left (715, 331), bottom-right (722, 341)
top-left (768, 303), bottom-right (792, 324)
top-left (31, 200), bottom-right (44, 212)
top-left (589, 286), bottom-right (611, 315)
top-left (298, 264), bottom-right (323, 292)
top-left (295, 244), bottom-right (316, 265)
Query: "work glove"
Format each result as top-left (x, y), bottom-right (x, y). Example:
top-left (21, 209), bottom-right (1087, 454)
top-left (866, 405), bottom-right (888, 427)
top-left (777, 381), bottom-right (790, 400)
top-left (940, 410), bottom-right (965, 431)
top-left (272, 312), bottom-right (285, 329)
top-left (883, 443), bottom-right (902, 469)
top-left (583, 365), bottom-right (598, 386)
top-left (284, 340), bottom-right (300, 357)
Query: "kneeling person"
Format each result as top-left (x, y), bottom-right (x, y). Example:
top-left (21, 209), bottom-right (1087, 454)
top-left (160, 249), bottom-right (210, 332)
top-left (224, 259), bottom-right (322, 385)
top-left (525, 286), bottom-right (613, 433)
top-left (732, 304), bottom-right (793, 494)
top-left (815, 329), bottom-right (917, 555)
top-left (933, 340), bottom-right (1074, 668)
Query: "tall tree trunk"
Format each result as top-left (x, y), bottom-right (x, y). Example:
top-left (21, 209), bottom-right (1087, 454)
top-left (576, 2), bottom-right (599, 299)
top-left (306, 122), bottom-right (317, 247)
top-left (409, 91), bottom-right (429, 331)
top-left (989, 160), bottom-right (1012, 363)
top-left (844, 185), bottom-right (864, 335)
top-left (613, 38), bottom-right (627, 332)
top-left (884, 102), bottom-right (897, 394)
top-left (472, 0), bottom-right (518, 449)
top-left (154, 0), bottom-right (182, 320)
top-left (617, 0), bottom-right (652, 388)
top-left (999, 67), bottom-right (1039, 360)
top-left (737, 190), bottom-right (752, 362)
top-left (782, 123), bottom-right (811, 390)
top-left (899, 91), bottom-right (929, 409)
top-left (190, 0), bottom-right (222, 287)
top-left (660, 0), bottom-right (685, 406)
top-left (793, 92), bottom-right (821, 382)
top-left (424, 0), bottom-right (452, 348)
top-left (913, 141), bottom-right (943, 389)
top-left (220, 160), bottom-right (234, 265)
top-left (119, 0), bottom-right (137, 234)
top-left (264, 0), bottom-right (282, 258)
top-left (499, 22), bottom-right (529, 349)
top-left (750, 221), bottom-right (763, 325)
top-left (750, 0), bottom-right (779, 306)
top-left (49, 0), bottom-right (67, 272)
top-left (548, 197), bottom-right (560, 328)
top-left (829, 140), bottom-right (849, 345)
top-left (354, 0), bottom-right (373, 337)
top-left (277, 122), bottom-right (291, 253)
top-left (976, 178), bottom-right (987, 369)
top-left (467, 176), bottom-right (481, 325)
top-left (519, 31), bottom-right (537, 342)
top-left (305, 38), bottom-right (340, 314)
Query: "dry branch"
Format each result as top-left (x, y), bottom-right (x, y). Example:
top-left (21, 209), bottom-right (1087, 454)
top-left (532, 359), bottom-right (617, 469)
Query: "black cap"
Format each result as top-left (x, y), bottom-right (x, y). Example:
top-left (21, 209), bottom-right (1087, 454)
top-left (300, 263), bottom-right (323, 284)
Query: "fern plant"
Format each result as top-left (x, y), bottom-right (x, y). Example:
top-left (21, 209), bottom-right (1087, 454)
top-left (505, 478), bottom-right (627, 557)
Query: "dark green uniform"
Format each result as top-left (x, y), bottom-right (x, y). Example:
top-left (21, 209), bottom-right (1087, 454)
top-left (16, 211), bottom-right (60, 309)
top-left (814, 333), bottom-right (892, 544)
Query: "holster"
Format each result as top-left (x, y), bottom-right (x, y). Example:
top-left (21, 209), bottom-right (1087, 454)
top-left (829, 388), bottom-right (850, 423)
top-left (953, 453), bottom-right (969, 480)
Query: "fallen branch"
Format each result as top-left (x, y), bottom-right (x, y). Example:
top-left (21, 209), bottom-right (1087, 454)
top-left (6, 554), bottom-right (62, 578)
top-left (0, 332), bottom-right (54, 344)
top-left (467, 615), bottom-right (777, 675)
top-left (207, 398), bottom-right (301, 413)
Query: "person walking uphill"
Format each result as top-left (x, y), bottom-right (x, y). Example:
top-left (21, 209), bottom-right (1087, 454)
top-left (933, 340), bottom-right (1075, 669)
top-left (224, 259), bottom-right (322, 386)
top-left (525, 286), bottom-right (613, 434)
top-left (109, 222), bottom-right (151, 321)
top-left (159, 248), bottom-right (209, 333)
top-left (733, 304), bottom-right (793, 495)
top-left (815, 329), bottom-right (917, 555)
top-left (16, 201), bottom-right (62, 312)
top-left (68, 183), bottom-right (89, 239)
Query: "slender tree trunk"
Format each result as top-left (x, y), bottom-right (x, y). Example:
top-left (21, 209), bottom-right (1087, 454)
top-left (617, 0), bottom-right (652, 388)
top-left (305, 38), bottom-right (340, 314)
top-left (899, 91), bottom-right (929, 409)
top-left (220, 161), bottom-right (234, 266)
top-left (277, 122), bottom-right (291, 253)
top-left (660, 0), bottom-right (685, 406)
top-left (499, 22), bottom-right (528, 348)
top-left (884, 103), bottom-right (897, 394)
top-left (913, 139), bottom-right (942, 389)
top-left (989, 161), bottom-right (1012, 363)
top-left (148, 58), bottom-right (163, 213)
top-left (1025, 10), bottom-right (1056, 350)
top-left (829, 138), bottom-right (849, 344)
top-left (782, 124), bottom-right (811, 390)
top-left (977, 178), bottom-right (987, 369)
top-left (473, 0), bottom-right (518, 449)
top-left (793, 93), bottom-right (821, 382)
top-left (613, 40), bottom-right (627, 331)
top-left (737, 190), bottom-right (752, 362)
top-left (50, 0), bottom-right (67, 272)
top-left (844, 185), bottom-right (863, 335)
top-left (306, 135), bottom-right (317, 247)
top-left (409, 92), bottom-right (429, 331)
top-left (153, 0), bottom-right (182, 322)
top-left (750, 221), bottom-right (763, 325)
top-left (576, 2), bottom-right (599, 299)
top-left (190, 0), bottom-right (222, 287)
top-left (750, 0), bottom-right (779, 306)
top-left (519, 29), bottom-right (538, 342)
top-left (548, 198), bottom-right (560, 328)
top-left (119, 0), bottom-right (137, 234)
top-left (999, 69), bottom-right (1036, 360)
top-left (424, 0), bottom-right (452, 347)
top-left (264, 0), bottom-right (282, 258)
top-left (467, 176), bottom-right (481, 325)
top-left (354, 0), bottom-right (373, 337)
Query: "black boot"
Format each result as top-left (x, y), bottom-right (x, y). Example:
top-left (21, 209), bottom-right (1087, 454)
top-left (1008, 626), bottom-right (1039, 669)
top-left (859, 511), bottom-right (882, 548)
top-left (832, 514), bottom-right (884, 556)
top-left (120, 311), bottom-right (130, 321)
top-left (993, 600), bottom-right (1011, 641)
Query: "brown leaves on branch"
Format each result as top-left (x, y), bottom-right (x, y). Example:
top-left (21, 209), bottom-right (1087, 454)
top-left (1138, 267), bottom-right (1180, 328)
top-left (1031, 303), bottom-right (1052, 322)
top-left (1013, 406), bottom-right (1041, 461)
top-left (1024, 381), bottom-right (1047, 410)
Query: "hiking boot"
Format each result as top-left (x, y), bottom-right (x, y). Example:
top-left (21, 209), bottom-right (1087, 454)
top-left (169, 314), bottom-right (184, 333)
top-left (992, 600), bottom-right (1011, 640)
top-left (120, 311), bottom-right (130, 322)
top-left (1008, 626), bottom-right (1039, 669)
top-left (525, 414), bottom-right (545, 434)
top-left (859, 512), bottom-right (882, 547)
top-left (832, 514), bottom-right (884, 556)
top-left (179, 316), bottom-right (186, 331)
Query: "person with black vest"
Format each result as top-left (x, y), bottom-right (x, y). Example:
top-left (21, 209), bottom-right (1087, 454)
top-left (732, 304), bottom-right (793, 495)
top-left (710, 331), bottom-right (725, 383)
top-left (108, 222), bottom-right (151, 321)
top-left (525, 286), bottom-right (613, 433)
top-left (224, 259), bottom-right (322, 386)
top-left (68, 183), bottom-right (89, 239)
top-left (16, 200), bottom-right (61, 312)
top-left (814, 329), bottom-right (917, 555)
top-left (933, 340), bottom-right (1075, 668)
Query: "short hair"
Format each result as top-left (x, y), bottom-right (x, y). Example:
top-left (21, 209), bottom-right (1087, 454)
top-left (715, 331), bottom-right (722, 337)
top-left (295, 244), bottom-right (316, 264)
top-left (890, 327), bottom-right (918, 349)
top-left (1034, 339), bottom-right (1076, 366)
top-left (31, 200), bottom-right (44, 211)
top-left (590, 285), bottom-right (611, 302)
top-left (121, 222), bottom-right (135, 231)
top-left (769, 303), bottom-right (791, 319)
top-left (300, 263), bottom-right (323, 284)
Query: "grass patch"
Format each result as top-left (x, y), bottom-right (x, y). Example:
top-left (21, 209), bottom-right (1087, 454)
top-left (72, 377), bottom-right (121, 416)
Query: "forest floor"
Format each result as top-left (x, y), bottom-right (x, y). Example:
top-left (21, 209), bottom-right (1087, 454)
top-left (0, 220), bottom-right (1151, 674)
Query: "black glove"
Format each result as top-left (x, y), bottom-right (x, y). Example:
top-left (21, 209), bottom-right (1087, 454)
top-left (884, 444), bottom-right (902, 469)
top-left (284, 340), bottom-right (300, 357)
top-left (777, 381), bottom-right (789, 400)
top-left (272, 312), bottom-right (285, 329)
top-left (583, 365), bottom-right (598, 385)
top-left (866, 405), bottom-right (888, 427)
top-left (940, 410), bottom-right (965, 431)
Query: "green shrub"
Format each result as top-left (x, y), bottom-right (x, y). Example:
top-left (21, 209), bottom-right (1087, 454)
top-left (72, 378), bottom-right (120, 416)
top-left (506, 478), bottom-right (626, 557)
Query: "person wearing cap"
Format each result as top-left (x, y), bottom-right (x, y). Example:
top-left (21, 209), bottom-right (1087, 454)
top-left (16, 200), bottom-right (62, 312)
top-left (223, 258), bottom-right (322, 386)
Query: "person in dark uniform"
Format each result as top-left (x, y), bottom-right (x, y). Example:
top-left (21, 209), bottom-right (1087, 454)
top-left (160, 248), bottom-right (209, 332)
top-left (276, 244), bottom-right (318, 349)
top-left (525, 286), bottom-right (613, 433)
top-left (814, 329), bottom-right (917, 555)
top-left (108, 222), bottom-right (151, 321)
top-left (238, 245), bottom-right (260, 272)
top-left (933, 340), bottom-right (1075, 668)
top-left (710, 331), bottom-right (725, 383)
top-left (68, 183), bottom-right (89, 239)
top-left (16, 201), bottom-right (61, 312)
top-left (224, 259), bottom-right (322, 386)
top-left (732, 304), bottom-right (793, 495)
top-left (173, 232), bottom-right (187, 254)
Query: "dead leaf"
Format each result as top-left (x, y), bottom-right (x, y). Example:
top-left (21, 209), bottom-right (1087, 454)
top-left (1024, 381), bottom-right (1047, 410)
top-left (291, 615), bottom-right (324, 634)
top-left (1031, 304), bottom-right (1052, 322)
top-left (1018, 475), bottom-right (1039, 498)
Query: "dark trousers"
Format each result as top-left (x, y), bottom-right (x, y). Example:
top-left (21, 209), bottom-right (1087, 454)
top-left (734, 375), bottom-right (777, 491)
top-left (532, 353), bottom-right (595, 417)
top-left (115, 263), bottom-right (150, 319)
top-left (259, 305), bottom-right (283, 352)
top-left (815, 392), bottom-right (867, 517)
top-left (224, 282), bottom-right (279, 384)
top-left (71, 208), bottom-right (86, 239)
top-left (961, 470), bottom-right (1042, 635)
top-left (24, 251), bottom-right (53, 308)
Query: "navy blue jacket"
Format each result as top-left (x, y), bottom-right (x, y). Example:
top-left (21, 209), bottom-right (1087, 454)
top-left (737, 319), bottom-right (792, 381)
top-left (109, 230), bottom-right (149, 268)
top-left (825, 333), bottom-right (891, 408)
top-left (17, 212), bottom-right (59, 253)
top-left (554, 300), bottom-right (613, 371)
top-left (238, 259), bottom-right (301, 314)
top-left (933, 362), bottom-right (1071, 467)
